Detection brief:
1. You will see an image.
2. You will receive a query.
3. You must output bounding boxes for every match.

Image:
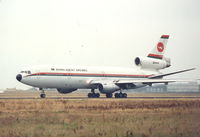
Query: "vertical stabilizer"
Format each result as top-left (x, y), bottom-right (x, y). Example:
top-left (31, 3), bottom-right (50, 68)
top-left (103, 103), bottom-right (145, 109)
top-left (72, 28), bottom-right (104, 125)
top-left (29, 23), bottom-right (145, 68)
top-left (147, 35), bottom-right (169, 59)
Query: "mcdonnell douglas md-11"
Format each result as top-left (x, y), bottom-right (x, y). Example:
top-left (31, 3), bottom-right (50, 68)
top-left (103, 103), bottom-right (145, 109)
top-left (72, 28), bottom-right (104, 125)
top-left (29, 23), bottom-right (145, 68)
top-left (16, 35), bottom-right (196, 98)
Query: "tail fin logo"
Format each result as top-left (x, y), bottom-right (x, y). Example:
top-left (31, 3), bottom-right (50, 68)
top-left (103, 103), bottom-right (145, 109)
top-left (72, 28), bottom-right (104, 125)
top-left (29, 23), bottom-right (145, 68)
top-left (157, 42), bottom-right (164, 52)
top-left (147, 35), bottom-right (169, 59)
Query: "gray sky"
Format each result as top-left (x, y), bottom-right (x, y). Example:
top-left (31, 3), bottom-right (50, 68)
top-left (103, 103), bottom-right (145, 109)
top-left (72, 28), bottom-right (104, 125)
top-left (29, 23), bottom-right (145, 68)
top-left (0, 0), bottom-right (200, 89)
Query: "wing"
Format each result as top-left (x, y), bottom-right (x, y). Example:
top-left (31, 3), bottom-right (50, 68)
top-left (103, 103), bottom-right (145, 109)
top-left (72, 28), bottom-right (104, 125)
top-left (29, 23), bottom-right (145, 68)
top-left (149, 68), bottom-right (195, 79)
top-left (91, 79), bottom-right (197, 85)
top-left (115, 79), bottom-right (197, 85)
top-left (90, 68), bottom-right (198, 89)
top-left (90, 78), bottom-right (199, 89)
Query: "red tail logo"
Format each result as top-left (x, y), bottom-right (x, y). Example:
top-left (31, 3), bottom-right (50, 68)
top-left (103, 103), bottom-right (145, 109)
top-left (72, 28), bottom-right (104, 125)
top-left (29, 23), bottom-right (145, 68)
top-left (157, 42), bottom-right (164, 52)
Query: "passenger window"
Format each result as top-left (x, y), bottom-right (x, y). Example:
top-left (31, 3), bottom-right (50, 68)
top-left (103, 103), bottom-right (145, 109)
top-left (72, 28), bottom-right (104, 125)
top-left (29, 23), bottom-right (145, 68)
top-left (28, 71), bottom-right (31, 74)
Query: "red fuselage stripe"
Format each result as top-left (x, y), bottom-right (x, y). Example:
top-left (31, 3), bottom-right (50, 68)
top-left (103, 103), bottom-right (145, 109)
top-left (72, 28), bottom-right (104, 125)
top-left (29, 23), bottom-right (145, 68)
top-left (26, 72), bottom-right (152, 78)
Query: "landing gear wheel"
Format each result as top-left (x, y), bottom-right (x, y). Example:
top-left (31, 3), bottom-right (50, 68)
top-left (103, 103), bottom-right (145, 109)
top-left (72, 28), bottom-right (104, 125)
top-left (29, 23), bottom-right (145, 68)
top-left (88, 93), bottom-right (100, 98)
top-left (115, 93), bottom-right (119, 98)
top-left (123, 93), bottom-right (127, 98)
top-left (88, 90), bottom-right (100, 98)
top-left (119, 93), bottom-right (123, 98)
top-left (114, 93), bottom-right (127, 98)
top-left (88, 93), bottom-right (92, 98)
top-left (106, 93), bottom-right (113, 98)
top-left (96, 93), bottom-right (100, 98)
top-left (40, 93), bottom-right (46, 98)
top-left (39, 88), bottom-right (46, 98)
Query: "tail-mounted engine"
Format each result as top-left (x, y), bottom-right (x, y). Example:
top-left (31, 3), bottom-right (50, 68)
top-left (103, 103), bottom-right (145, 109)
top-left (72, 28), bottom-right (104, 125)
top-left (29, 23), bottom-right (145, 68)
top-left (135, 56), bottom-right (171, 70)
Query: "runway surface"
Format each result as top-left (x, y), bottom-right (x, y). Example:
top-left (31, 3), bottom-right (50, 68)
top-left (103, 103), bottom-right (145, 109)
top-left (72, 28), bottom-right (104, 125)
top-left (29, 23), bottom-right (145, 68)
top-left (1, 96), bottom-right (200, 100)
top-left (1, 90), bottom-right (200, 100)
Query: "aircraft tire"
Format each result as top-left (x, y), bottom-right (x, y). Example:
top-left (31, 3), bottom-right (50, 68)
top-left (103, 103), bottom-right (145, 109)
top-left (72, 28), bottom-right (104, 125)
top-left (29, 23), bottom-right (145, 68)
top-left (95, 93), bottom-right (100, 98)
top-left (88, 93), bottom-right (92, 98)
top-left (88, 93), bottom-right (100, 98)
top-left (123, 93), bottom-right (127, 98)
top-left (119, 93), bottom-right (123, 98)
top-left (115, 93), bottom-right (119, 98)
top-left (40, 94), bottom-right (46, 98)
top-left (106, 93), bottom-right (112, 98)
top-left (115, 93), bottom-right (127, 98)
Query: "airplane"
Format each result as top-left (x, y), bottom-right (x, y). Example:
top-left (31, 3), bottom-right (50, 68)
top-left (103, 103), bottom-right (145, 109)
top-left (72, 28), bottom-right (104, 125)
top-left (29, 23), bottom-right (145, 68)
top-left (16, 35), bottom-right (196, 98)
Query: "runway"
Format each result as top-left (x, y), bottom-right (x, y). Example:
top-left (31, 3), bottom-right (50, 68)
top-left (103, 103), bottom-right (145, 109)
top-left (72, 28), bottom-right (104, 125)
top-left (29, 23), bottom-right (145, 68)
top-left (1, 90), bottom-right (200, 100)
top-left (1, 96), bottom-right (200, 100)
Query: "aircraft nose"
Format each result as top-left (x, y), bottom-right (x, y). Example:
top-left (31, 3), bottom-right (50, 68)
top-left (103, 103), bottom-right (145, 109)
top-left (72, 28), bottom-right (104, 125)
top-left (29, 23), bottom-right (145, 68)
top-left (16, 74), bottom-right (22, 81)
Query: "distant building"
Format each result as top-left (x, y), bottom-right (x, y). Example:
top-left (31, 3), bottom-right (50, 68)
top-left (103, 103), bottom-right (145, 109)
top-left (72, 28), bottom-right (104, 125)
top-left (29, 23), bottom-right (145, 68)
top-left (198, 84), bottom-right (200, 92)
top-left (132, 82), bottom-right (200, 93)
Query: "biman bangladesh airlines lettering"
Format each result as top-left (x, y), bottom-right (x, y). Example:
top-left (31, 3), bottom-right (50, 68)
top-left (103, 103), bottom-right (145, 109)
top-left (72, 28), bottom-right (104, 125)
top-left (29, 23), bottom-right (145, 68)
top-left (16, 35), bottom-right (196, 98)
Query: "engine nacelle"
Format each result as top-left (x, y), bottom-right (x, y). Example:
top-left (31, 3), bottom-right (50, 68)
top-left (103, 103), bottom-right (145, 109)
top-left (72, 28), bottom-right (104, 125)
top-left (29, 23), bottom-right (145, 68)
top-left (135, 56), bottom-right (171, 70)
top-left (163, 57), bottom-right (171, 67)
top-left (57, 88), bottom-right (77, 94)
top-left (98, 83), bottom-right (120, 94)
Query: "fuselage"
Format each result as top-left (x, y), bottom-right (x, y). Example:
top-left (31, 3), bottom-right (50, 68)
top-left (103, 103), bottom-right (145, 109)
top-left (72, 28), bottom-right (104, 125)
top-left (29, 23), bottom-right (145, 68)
top-left (16, 65), bottom-right (159, 89)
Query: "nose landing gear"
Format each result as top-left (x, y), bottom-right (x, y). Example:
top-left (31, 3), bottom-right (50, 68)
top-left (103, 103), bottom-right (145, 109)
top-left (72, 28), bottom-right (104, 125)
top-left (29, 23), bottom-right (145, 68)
top-left (39, 88), bottom-right (46, 98)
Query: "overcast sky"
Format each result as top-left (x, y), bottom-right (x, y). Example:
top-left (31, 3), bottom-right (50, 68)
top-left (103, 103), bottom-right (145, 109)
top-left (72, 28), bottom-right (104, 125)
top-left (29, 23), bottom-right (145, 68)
top-left (0, 0), bottom-right (200, 89)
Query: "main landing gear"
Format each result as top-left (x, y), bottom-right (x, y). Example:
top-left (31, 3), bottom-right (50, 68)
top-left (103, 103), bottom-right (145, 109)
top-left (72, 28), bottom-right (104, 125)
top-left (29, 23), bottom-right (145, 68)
top-left (106, 92), bottom-right (127, 98)
top-left (88, 89), bottom-right (100, 98)
top-left (39, 88), bottom-right (46, 98)
top-left (114, 91), bottom-right (127, 98)
top-left (106, 93), bottom-right (113, 98)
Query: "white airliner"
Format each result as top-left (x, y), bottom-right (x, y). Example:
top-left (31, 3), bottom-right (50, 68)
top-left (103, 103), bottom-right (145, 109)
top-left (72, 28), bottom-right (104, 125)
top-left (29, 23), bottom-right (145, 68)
top-left (16, 35), bottom-right (196, 98)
